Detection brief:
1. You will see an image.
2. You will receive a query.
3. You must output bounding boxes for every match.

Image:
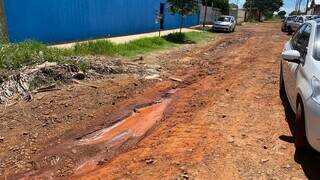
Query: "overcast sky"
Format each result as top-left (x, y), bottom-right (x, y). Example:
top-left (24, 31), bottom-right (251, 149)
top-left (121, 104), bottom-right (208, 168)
top-left (229, 0), bottom-right (308, 14)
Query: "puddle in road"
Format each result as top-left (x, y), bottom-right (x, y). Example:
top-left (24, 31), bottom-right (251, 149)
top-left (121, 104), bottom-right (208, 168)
top-left (77, 98), bottom-right (171, 146)
top-left (74, 89), bottom-right (177, 175)
top-left (15, 89), bottom-right (178, 179)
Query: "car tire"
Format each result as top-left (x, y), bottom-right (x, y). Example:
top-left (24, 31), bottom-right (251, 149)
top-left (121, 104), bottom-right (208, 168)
top-left (294, 100), bottom-right (311, 151)
top-left (287, 26), bottom-right (293, 35)
top-left (279, 65), bottom-right (287, 102)
top-left (279, 67), bottom-right (286, 100)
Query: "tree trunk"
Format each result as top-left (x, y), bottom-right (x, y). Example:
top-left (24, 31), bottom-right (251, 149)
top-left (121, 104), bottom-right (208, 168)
top-left (298, 0), bottom-right (302, 13)
top-left (305, 0), bottom-right (310, 14)
top-left (180, 15), bottom-right (183, 33)
top-left (203, 3), bottom-right (208, 27)
top-left (258, 11), bottom-right (261, 22)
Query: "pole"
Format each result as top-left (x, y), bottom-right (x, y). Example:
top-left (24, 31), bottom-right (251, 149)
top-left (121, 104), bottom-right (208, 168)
top-left (203, 0), bottom-right (207, 27)
top-left (236, 0), bottom-right (239, 21)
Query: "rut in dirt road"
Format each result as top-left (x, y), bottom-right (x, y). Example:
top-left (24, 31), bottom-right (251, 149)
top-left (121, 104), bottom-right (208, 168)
top-left (3, 23), bottom-right (320, 179)
top-left (78, 23), bottom-right (320, 180)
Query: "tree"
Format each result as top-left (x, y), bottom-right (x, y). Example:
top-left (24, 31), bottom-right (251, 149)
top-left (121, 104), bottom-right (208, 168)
top-left (201, 0), bottom-right (230, 27)
top-left (289, 10), bottom-right (299, 16)
top-left (201, 0), bottom-right (214, 27)
top-left (278, 10), bottom-right (286, 19)
top-left (201, 0), bottom-right (210, 27)
top-left (244, 0), bottom-right (283, 22)
top-left (167, 0), bottom-right (200, 33)
top-left (229, 3), bottom-right (238, 9)
top-left (212, 0), bottom-right (230, 15)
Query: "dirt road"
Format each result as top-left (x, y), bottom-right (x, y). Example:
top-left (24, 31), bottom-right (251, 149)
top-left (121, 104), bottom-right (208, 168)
top-left (78, 23), bottom-right (317, 180)
top-left (1, 22), bottom-right (319, 179)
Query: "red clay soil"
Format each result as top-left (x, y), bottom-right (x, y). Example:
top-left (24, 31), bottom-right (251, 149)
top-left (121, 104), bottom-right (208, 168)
top-left (1, 23), bottom-right (319, 179)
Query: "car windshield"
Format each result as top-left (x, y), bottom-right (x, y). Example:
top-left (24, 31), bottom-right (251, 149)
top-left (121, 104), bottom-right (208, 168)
top-left (287, 16), bottom-right (296, 21)
top-left (218, 17), bottom-right (231, 22)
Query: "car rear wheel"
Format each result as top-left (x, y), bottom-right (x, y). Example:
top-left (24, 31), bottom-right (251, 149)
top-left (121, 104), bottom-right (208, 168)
top-left (279, 66), bottom-right (286, 100)
top-left (288, 26), bottom-right (293, 35)
top-left (295, 100), bottom-right (311, 151)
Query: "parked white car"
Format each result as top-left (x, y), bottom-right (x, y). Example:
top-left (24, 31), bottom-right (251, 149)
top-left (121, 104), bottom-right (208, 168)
top-left (280, 18), bottom-right (320, 152)
top-left (212, 15), bottom-right (236, 32)
top-left (286, 15), bottom-right (320, 34)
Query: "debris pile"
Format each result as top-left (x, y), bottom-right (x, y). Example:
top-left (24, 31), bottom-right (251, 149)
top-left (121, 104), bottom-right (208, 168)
top-left (0, 59), bottom-right (163, 104)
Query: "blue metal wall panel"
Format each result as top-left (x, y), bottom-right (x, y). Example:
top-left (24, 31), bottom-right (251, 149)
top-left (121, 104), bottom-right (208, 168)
top-left (3, 0), bottom-right (199, 43)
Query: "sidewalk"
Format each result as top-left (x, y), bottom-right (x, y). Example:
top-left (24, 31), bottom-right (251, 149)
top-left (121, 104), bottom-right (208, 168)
top-left (52, 28), bottom-right (200, 49)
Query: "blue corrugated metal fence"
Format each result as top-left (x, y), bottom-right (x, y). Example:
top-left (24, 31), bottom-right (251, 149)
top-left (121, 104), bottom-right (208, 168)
top-left (3, 0), bottom-right (199, 43)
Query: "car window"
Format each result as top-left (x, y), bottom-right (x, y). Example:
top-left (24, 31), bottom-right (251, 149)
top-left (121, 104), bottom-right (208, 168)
top-left (298, 17), bottom-right (304, 23)
top-left (291, 24), bottom-right (306, 46)
top-left (292, 24), bottom-right (311, 58)
top-left (218, 17), bottom-right (231, 22)
top-left (306, 16), bottom-right (313, 20)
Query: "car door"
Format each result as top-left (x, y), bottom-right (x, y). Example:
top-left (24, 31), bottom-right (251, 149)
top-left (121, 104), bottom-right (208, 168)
top-left (283, 24), bottom-right (311, 106)
top-left (231, 17), bottom-right (235, 28)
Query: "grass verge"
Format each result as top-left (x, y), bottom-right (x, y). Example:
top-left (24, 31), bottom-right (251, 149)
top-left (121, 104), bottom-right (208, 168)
top-left (74, 31), bottom-right (214, 57)
top-left (0, 31), bottom-right (214, 71)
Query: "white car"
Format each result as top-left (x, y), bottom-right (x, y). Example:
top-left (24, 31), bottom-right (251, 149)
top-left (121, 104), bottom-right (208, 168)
top-left (212, 15), bottom-right (236, 32)
top-left (287, 15), bottom-right (320, 34)
top-left (280, 18), bottom-right (320, 152)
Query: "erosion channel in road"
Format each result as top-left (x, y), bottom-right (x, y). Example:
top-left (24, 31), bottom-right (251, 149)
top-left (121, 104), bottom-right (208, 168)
top-left (4, 23), bottom-right (319, 179)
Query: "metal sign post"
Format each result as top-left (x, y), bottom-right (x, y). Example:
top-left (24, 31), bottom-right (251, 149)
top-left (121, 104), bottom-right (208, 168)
top-left (155, 9), bottom-right (164, 37)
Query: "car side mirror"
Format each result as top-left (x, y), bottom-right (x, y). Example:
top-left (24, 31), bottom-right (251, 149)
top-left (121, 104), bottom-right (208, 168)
top-left (282, 50), bottom-right (301, 63)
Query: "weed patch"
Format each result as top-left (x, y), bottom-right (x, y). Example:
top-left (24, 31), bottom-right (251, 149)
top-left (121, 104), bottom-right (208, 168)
top-left (0, 31), bottom-right (214, 71)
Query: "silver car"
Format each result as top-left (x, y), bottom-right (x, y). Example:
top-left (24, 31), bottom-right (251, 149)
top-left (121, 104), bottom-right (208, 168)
top-left (287, 15), bottom-right (320, 34)
top-left (212, 15), bottom-right (236, 32)
top-left (281, 16), bottom-right (297, 32)
top-left (280, 18), bottom-right (320, 152)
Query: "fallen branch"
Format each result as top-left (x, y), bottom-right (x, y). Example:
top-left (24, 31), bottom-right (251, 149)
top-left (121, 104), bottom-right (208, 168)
top-left (169, 77), bottom-right (183, 82)
top-left (32, 84), bottom-right (61, 94)
top-left (35, 84), bottom-right (56, 91)
top-left (33, 88), bottom-right (61, 94)
top-left (72, 79), bottom-right (99, 89)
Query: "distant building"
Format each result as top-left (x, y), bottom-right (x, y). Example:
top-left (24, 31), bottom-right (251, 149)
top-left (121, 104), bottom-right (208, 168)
top-left (309, 0), bottom-right (320, 14)
top-left (200, 6), bottom-right (246, 25)
top-left (229, 8), bottom-right (246, 24)
top-left (200, 5), bottom-right (222, 24)
top-left (0, 0), bottom-right (199, 43)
